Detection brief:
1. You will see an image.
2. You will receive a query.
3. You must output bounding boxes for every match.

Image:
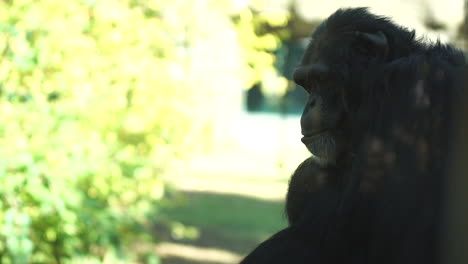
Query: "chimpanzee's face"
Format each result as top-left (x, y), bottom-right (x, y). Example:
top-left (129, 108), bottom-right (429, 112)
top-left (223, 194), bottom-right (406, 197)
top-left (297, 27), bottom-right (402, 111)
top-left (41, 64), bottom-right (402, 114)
top-left (294, 23), bottom-right (388, 165)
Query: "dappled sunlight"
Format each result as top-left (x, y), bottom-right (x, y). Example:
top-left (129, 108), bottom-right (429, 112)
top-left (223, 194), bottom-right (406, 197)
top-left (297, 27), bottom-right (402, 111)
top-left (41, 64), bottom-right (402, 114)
top-left (0, 0), bottom-right (291, 262)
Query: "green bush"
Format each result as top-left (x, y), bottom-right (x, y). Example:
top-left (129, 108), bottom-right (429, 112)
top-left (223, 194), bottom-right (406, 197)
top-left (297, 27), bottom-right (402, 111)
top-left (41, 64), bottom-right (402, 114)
top-left (0, 0), bottom-right (287, 263)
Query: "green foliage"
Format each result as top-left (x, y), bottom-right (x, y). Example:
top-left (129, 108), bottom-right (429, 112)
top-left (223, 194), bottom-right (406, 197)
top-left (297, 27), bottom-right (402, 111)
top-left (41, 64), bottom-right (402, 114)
top-left (0, 0), bottom-right (288, 263)
top-left (232, 8), bottom-right (291, 89)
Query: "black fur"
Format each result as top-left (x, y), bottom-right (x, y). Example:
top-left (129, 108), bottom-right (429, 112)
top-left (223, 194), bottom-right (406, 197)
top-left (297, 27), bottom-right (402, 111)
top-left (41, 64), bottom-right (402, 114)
top-left (241, 8), bottom-right (466, 264)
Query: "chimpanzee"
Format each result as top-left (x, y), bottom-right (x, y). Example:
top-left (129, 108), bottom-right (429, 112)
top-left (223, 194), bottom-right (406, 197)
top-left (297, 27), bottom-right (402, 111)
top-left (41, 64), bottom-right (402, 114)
top-left (240, 7), bottom-right (466, 264)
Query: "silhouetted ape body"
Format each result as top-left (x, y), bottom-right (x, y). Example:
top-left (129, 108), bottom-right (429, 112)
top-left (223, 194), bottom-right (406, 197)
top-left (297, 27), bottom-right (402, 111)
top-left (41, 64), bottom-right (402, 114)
top-left (241, 7), bottom-right (466, 264)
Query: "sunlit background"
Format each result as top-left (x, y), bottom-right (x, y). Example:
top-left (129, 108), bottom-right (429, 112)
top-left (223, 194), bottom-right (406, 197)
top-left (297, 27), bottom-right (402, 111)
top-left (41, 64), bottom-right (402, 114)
top-left (0, 0), bottom-right (466, 263)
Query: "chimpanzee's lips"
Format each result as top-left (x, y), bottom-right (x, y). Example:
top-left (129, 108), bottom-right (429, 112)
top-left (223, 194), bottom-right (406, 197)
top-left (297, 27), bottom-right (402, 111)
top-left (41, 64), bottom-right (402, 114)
top-left (301, 130), bottom-right (330, 144)
top-left (301, 129), bottom-right (329, 139)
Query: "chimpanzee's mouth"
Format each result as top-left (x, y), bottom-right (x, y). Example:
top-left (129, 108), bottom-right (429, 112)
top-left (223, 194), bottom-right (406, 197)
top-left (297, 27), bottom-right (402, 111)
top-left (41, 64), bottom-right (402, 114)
top-left (301, 131), bottom-right (331, 145)
top-left (301, 129), bottom-right (330, 139)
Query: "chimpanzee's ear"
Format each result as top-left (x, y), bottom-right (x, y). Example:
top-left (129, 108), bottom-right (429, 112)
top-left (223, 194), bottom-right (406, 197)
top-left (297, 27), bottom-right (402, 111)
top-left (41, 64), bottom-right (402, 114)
top-left (354, 31), bottom-right (389, 62)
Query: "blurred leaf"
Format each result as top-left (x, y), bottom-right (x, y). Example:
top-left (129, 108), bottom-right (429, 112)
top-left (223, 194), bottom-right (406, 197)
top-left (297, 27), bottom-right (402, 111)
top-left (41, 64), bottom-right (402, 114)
top-left (0, 0), bottom-right (287, 263)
